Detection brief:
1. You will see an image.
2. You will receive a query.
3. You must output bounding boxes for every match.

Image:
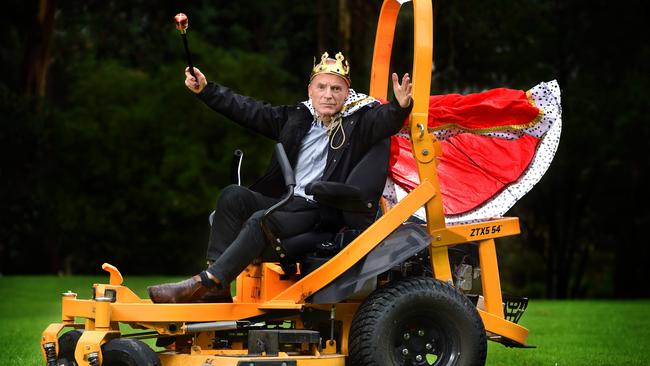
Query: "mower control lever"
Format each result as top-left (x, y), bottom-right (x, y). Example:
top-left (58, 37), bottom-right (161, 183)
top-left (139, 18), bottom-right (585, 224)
top-left (274, 143), bottom-right (295, 187)
top-left (261, 143), bottom-right (295, 245)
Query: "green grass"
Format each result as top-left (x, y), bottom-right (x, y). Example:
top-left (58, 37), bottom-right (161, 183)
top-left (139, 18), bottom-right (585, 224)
top-left (487, 300), bottom-right (650, 365)
top-left (1, 276), bottom-right (648, 365)
top-left (0, 275), bottom-right (183, 365)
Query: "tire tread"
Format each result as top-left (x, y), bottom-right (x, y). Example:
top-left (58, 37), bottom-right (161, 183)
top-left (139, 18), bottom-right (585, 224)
top-left (348, 277), bottom-right (487, 366)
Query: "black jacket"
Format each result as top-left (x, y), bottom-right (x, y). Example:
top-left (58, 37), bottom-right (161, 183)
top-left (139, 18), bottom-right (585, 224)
top-left (197, 82), bottom-right (412, 198)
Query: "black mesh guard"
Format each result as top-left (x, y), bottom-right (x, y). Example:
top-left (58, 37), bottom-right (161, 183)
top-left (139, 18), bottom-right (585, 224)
top-left (503, 295), bottom-right (529, 324)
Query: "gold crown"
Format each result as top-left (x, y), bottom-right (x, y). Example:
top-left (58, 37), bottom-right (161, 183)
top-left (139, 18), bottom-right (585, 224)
top-left (310, 52), bottom-right (351, 85)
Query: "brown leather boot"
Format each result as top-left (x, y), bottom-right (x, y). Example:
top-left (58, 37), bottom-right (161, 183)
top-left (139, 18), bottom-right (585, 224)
top-left (195, 285), bottom-right (233, 303)
top-left (148, 275), bottom-right (208, 303)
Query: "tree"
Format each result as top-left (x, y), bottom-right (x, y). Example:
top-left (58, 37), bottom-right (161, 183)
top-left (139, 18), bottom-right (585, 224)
top-left (23, 0), bottom-right (56, 98)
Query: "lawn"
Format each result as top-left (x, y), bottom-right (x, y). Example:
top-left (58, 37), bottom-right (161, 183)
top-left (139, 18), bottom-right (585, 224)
top-left (1, 275), bottom-right (648, 365)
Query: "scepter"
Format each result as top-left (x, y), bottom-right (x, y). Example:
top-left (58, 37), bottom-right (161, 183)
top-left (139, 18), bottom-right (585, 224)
top-left (174, 13), bottom-right (196, 78)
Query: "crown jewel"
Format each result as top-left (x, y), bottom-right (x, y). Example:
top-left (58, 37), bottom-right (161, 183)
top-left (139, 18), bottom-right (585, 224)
top-left (310, 52), bottom-right (351, 85)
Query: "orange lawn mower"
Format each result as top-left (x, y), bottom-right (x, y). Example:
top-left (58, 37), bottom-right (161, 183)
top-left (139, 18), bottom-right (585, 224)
top-left (41, 1), bottom-right (538, 365)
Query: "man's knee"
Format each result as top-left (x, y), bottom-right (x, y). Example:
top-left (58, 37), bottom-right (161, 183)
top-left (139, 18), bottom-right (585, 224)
top-left (216, 184), bottom-right (254, 211)
top-left (241, 211), bottom-right (268, 240)
top-left (234, 210), bottom-right (268, 248)
top-left (246, 210), bottom-right (266, 225)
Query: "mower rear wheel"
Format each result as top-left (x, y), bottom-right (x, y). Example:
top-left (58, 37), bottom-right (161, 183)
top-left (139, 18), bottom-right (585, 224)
top-left (349, 277), bottom-right (487, 366)
top-left (101, 338), bottom-right (161, 366)
top-left (56, 329), bottom-right (83, 365)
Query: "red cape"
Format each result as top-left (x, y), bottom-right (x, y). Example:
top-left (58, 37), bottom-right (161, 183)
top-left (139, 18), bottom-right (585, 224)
top-left (389, 88), bottom-right (543, 215)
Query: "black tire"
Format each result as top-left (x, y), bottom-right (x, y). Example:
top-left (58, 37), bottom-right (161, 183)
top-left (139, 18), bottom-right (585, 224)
top-left (101, 338), bottom-right (161, 366)
top-left (56, 330), bottom-right (83, 365)
top-left (349, 277), bottom-right (487, 366)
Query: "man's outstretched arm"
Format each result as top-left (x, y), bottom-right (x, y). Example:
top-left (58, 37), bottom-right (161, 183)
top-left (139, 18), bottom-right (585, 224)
top-left (184, 67), bottom-right (289, 141)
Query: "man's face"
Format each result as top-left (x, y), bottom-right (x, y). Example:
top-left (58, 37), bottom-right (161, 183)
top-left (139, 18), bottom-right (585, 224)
top-left (308, 73), bottom-right (349, 120)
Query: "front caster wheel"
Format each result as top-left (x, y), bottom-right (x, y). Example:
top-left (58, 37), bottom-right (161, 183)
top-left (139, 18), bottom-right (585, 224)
top-left (56, 329), bottom-right (83, 365)
top-left (349, 277), bottom-right (487, 366)
top-left (100, 338), bottom-right (160, 366)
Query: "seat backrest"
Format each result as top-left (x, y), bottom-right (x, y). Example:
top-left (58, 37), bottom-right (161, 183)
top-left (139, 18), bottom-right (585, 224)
top-left (341, 138), bottom-right (390, 229)
top-left (278, 138), bottom-right (390, 262)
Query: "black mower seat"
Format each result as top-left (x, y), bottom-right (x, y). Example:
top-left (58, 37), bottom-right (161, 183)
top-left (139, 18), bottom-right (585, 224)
top-left (273, 138), bottom-right (391, 275)
top-left (261, 138), bottom-right (433, 304)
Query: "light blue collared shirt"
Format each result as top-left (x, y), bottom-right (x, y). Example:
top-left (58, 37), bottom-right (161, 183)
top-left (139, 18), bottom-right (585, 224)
top-left (294, 119), bottom-right (329, 200)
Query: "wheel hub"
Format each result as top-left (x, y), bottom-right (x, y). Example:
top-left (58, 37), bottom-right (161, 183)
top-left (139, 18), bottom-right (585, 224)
top-left (395, 326), bottom-right (441, 365)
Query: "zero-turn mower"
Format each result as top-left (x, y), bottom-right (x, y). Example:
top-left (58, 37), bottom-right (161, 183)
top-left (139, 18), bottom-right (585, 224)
top-left (41, 1), bottom-right (532, 365)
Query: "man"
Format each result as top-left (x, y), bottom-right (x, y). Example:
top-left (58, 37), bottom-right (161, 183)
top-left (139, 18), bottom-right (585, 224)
top-left (148, 52), bottom-right (412, 303)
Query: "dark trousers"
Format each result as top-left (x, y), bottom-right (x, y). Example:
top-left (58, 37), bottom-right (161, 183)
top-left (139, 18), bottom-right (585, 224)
top-left (206, 184), bottom-right (320, 284)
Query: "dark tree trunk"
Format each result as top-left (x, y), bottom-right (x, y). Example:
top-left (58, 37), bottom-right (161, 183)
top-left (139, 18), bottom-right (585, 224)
top-left (317, 0), bottom-right (326, 54)
top-left (348, 0), bottom-right (378, 88)
top-left (338, 0), bottom-right (351, 57)
top-left (24, 0), bottom-right (57, 98)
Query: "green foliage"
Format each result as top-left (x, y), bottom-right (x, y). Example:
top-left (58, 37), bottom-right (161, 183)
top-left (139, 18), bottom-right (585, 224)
top-left (1, 26), bottom-right (299, 274)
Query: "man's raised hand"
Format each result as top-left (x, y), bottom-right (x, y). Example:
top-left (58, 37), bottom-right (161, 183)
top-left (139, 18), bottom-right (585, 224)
top-left (392, 72), bottom-right (412, 108)
top-left (185, 67), bottom-right (207, 94)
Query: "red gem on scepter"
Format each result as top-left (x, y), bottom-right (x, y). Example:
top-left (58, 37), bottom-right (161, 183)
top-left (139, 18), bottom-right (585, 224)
top-left (174, 13), bottom-right (189, 33)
